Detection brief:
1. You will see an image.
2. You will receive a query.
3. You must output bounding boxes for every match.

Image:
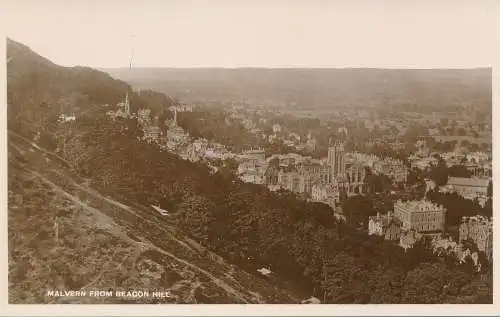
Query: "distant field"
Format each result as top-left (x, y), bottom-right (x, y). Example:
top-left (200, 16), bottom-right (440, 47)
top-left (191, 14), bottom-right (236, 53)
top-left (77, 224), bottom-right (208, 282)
top-left (103, 67), bottom-right (492, 111)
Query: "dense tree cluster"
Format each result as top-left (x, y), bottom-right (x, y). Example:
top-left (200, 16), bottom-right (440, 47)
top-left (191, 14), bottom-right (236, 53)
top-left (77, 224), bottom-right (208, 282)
top-left (176, 110), bottom-right (261, 152)
top-left (426, 190), bottom-right (492, 226)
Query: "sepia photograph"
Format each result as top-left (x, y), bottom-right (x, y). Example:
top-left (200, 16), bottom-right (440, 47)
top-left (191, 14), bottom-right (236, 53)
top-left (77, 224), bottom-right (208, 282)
top-left (1, 0), bottom-right (498, 315)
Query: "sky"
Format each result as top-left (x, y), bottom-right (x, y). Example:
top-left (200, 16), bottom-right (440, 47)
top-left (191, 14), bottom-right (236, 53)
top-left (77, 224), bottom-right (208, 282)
top-left (2, 0), bottom-right (499, 68)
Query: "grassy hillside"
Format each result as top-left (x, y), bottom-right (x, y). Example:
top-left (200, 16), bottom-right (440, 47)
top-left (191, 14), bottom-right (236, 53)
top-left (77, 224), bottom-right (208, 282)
top-left (8, 132), bottom-right (300, 304)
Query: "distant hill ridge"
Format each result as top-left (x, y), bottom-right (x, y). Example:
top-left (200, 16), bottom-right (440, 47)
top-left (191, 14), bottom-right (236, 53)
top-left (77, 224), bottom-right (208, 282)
top-left (102, 66), bottom-right (491, 108)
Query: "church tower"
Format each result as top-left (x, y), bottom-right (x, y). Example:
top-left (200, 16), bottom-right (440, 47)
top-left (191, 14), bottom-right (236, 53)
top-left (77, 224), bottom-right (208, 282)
top-left (173, 107), bottom-right (178, 126)
top-left (124, 92), bottom-right (130, 115)
top-left (327, 138), bottom-right (346, 183)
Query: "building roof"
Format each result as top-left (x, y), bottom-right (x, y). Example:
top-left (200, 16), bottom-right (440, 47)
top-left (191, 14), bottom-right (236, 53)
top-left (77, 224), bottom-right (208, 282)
top-left (369, 214), bottom-right (402, 227)
top-left (395, 199), bottom-right (445, 212)
top-left (447, 177), bottom-right (490, 188)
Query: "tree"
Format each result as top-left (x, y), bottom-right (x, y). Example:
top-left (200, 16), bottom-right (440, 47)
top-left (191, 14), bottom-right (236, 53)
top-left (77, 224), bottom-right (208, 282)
top-left (342, 195), bottom-right (375, 227)
top-left (448, 165), bottom-right (472, 178)
top-left (176, 195), bottom-right (217, 243)
top-left (402, 262), bottom-right (473, 304)
top-left (428, 159), bottom-right (448, 187)
top-left (322, 253), bottom-right (369, 303)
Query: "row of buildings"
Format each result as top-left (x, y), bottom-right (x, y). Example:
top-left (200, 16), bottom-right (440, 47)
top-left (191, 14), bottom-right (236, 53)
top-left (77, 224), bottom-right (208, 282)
top-left (368, 199), bottom-right (446, 241)
top-left (107, 93), bottom-right (192, 151)
top-left (372, 157), bottom-right (408, 185)
top-left (368, 199), bottom-right (493, 265)
top-left (236, 140), bottom-right (369, 207)
top-left (236, 139), bottom-right (411, 208)
top-left (440, 177), bottom-right (490, 207)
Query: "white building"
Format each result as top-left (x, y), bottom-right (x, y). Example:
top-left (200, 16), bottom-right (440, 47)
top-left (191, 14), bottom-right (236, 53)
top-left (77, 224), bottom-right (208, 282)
top-left (143, 126), bottom-right (162, 143)
top-left (58, 114), bottom-right (76, 123)
top-left (409, 156), bottom-right (438, 170)
top-left (240, 148), bottom-right (266, 161)
top-left (466, 152), bottom-right (490, 165)
top-left (441, 177), bottom-right (490, 206)
top-left (137, 108), bottom-right (152, 126)
top-left (311, 180), bottom-right (340, 207)
top-left (368, 212), bottom-right (401, 241)
top-left (346, 152), bottom-right (380, 169)
top-left (272, 124), bottom-right (282, 133)
top-left (373, 157), bottom-right (408, 184)
top-left (238, 160), bottom-right (268, 185)
top-left (394, 199), bottom-right (446, 233)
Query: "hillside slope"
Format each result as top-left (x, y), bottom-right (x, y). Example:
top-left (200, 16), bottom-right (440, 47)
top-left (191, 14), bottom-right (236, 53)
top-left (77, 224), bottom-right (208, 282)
top-left (8, 131), bottom-right (301, 304)
top-left (6, 38), bottom-right (302, 304)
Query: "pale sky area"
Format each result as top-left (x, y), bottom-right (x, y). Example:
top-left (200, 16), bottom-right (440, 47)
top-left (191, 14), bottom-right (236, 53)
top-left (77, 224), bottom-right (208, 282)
top-left (2, 0), bottom-right (499, 68)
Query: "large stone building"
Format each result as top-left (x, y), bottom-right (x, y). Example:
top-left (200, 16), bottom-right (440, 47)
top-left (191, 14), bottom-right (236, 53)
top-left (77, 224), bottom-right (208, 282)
top-left (297, 162), bottom-right (328, 184)
top-left (237, 160), bottom-right (268, 185)
top-left (137, 108), bottom-right (152, 126)
top-left (107, 93), bottom-right (131, 120)
top-left (266, 157), bottom-right (329, 197)
top-left (409, 156), bottom-right (438, 170)
top-left (368, 212), bottom-right (401, 241)
top-left (394, 199), bottom-right (446, 233)
top-left (117, 92), bottom-right (131, 117)
top-left (311, 180), bottom-right (340, 207)
top-left (347, 152), bottom-right (380, 169)
top-left (459, 215), bottom-right (493, 262)
top-left (373, 157), bottom-right (408, 185)
top-left (142, 126), bottom-right (162, 144)
top-left (466, 151), bottom-right (491, 165)
top-left (327, 140), bottom-right (346, 183)
top-left (272, 124), bottom-right (282, 133)
top-left (166, 108), bottom-right (190, 144)
top-left (442, 177), bottom-right (490, 205)
top-left (343, 163), bottom-right (366, 194)
top-left (327, 139), bottom-right (366, 195)
top-left (241, 148), bottom-right (266, 161)
top-left (266, 139), bottom-right (367, 198)
top-left (305, 136), bottom-right (317, 153)
top-left (277, 170), bottom-right (300, 193)
top-left (170, 103), bottom-right (194, 112)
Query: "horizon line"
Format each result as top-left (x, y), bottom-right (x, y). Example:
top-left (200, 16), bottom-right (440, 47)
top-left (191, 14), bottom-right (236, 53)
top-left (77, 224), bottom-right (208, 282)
top-left (97, 66), bottom-right (492, 71)
top-left (7, 38), bottom-right (492, 72)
